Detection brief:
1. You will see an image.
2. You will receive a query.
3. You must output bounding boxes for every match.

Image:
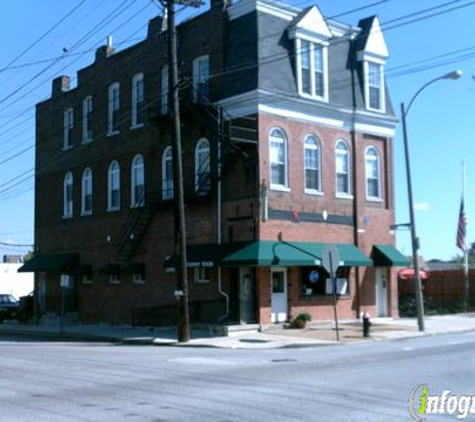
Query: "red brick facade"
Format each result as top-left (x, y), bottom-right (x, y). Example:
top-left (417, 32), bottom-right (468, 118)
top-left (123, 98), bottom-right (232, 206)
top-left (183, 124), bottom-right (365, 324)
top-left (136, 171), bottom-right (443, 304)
top-left (32, 2), bottom-right (401, 327)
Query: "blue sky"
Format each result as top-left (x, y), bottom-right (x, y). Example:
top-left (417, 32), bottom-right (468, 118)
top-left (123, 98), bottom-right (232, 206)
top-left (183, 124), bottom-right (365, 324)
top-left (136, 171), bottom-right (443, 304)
top-left (0, 0), bottom-right (473, 261)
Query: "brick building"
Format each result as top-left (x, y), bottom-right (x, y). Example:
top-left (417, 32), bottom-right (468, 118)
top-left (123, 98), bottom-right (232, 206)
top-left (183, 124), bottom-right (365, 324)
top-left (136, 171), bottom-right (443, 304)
top-left (21, 0), bottom-right (408, 326)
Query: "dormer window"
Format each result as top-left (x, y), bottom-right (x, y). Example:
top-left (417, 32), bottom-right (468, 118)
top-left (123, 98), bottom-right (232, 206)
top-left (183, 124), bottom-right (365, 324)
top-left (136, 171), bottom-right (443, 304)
top-left (356, 16), bottom-right (388, 113)
top-left (297, 38), bottom-right (327, 100)
top-left (366, 61), bottom-right (384, 112)
top-left (287, 6), bottom-right (331, 103)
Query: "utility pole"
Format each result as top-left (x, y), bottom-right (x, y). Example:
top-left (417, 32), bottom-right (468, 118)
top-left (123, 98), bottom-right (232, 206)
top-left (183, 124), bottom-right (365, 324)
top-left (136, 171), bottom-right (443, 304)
top-left (166, 0), bottom-right (189, 343)
top-left (164, 0), bottom-right (203, 343)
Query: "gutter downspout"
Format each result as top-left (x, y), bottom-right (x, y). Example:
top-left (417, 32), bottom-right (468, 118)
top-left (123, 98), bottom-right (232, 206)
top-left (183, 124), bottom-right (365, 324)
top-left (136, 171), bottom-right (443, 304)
top-left (217, 106), bottom-right (229, 323)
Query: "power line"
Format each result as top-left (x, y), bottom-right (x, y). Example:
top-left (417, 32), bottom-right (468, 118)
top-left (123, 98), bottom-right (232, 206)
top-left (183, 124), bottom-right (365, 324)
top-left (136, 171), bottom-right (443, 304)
top-left (0, 0), bottom-right (472, 200)
top-left (0, 0), bottom-right (87, 75)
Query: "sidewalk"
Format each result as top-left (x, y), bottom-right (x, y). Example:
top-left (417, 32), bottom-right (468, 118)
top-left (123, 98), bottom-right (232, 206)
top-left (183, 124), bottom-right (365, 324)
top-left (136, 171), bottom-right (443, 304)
top-left (1, 314), bottom-right (475, 348)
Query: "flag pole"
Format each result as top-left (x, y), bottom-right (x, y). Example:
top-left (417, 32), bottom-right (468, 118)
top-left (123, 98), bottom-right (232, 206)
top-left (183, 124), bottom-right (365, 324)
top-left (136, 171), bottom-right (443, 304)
top-left (463, 160), bottom-right (470, 312)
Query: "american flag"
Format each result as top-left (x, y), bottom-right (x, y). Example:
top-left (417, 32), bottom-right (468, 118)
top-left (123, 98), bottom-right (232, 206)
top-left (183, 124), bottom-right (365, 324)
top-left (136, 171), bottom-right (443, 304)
top-left (457, 198), bottom-right (467, 252)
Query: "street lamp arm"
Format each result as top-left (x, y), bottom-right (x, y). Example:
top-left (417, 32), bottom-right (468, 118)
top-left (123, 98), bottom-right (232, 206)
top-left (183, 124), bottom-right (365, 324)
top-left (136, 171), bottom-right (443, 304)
top-left (404, 76), bottom-right (444, 117)
top-left (404, 70), bottom-right (463, 117)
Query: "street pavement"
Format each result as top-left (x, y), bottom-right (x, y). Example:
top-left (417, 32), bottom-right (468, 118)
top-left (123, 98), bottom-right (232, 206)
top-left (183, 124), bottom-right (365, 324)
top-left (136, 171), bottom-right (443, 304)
top-left (1, 329), bottom-right (475, 421)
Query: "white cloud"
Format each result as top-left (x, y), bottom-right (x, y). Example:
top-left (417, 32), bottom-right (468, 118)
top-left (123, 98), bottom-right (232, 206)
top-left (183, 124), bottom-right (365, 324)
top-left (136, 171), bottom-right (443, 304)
top-left (414, 202), bottom-right (431, 211)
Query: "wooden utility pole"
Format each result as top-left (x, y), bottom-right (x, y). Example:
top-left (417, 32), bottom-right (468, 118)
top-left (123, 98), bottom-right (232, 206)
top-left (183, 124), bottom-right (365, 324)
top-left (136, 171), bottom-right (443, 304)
top-left (166, 0), bottom-right (189, 342)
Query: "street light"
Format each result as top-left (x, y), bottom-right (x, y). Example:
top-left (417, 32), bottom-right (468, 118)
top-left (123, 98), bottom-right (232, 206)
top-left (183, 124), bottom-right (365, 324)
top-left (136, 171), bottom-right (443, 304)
top-left (401, 69), bottom-right (462, 332)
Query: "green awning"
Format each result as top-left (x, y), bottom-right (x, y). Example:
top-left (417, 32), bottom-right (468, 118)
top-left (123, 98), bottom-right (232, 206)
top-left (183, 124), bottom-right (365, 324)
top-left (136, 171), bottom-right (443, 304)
top-left (164, 243), bottom-right (229, 270)
top-left (222, 240), bottom-right (321, 267)
top-left (17, 253), bottom-right (78, 273)
top-left (372, 244), bottom-right (410, 267)
top-left (222, 241), bottom-right (372, 267)
top-left (164, 241), bottom-right (372, 269)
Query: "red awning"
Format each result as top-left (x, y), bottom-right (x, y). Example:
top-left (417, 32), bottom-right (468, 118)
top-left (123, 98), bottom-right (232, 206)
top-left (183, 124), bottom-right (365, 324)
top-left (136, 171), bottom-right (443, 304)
top-left (398, 268), bottom-right (429, 280)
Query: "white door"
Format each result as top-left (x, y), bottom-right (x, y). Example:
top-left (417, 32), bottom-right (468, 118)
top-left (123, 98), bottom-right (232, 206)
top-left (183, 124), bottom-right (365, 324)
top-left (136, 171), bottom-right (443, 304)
top-left (271, 268), bottom-right (287, 323)
top-left (375, 268), bottom-right (388, 317)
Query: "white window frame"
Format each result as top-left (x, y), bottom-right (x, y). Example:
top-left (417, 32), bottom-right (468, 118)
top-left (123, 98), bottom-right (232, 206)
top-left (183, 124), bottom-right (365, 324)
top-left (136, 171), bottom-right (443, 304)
top-left (192, 55), bottom-right (210, 103)
top-left (193, 267), bottom-right (209, 283)
top-left (82, 96), bottom-right (92, 143)
top-left (365, 146), bottom-right (382, 201)
top-left (131, 154), bottom-right (145, 207)
top-left (161, 65), bottom-right (168, 115)
top-left (82, 274), bottom-right (93, 285)
top-left (304, 134), bottom-right (322, 195)
top-left (63, 172), bottom-right (73, 218)
top-left (108, 273), bottom-right (120, 284)
top-left (107, 82), bottom-right (120, 135)
top-left (63, 108), bottom-right (74, 149)
top-left (81, 167), bottom-right (93, 216)
top-left (295, 37), bottom-right (329, 102)
top-left (162, 146), bottom-right (173, 200)
top-left (269, 128), bottom-right (289, 191)
top-left (132, 273), bottom-right (145, 284)
top-left (364, 60), bottom-right (386, 113)
top-left (194, 138), bottom-right (210, 194)
top-left (131, 73), bottom-right (144, 128)
top-left (335, 140), bottom-right (352, 198)
top-left (107, 160), bottom-right (121, 211)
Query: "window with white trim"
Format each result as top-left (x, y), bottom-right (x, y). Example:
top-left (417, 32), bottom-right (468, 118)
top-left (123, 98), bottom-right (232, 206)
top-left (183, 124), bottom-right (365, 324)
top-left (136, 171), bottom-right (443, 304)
top-left (304, 135), bottom-right (321, 193)
top-left (162, 146), bottom-right (173, 200)
top-left (195, 138), bottom-right (210, 194)
top-left (108, 161), bottom-right (120, 211)
top-left (132, 273), bottom-right (145, 284)
top-left (82, 96), bottom-right (92, 143)
top-left (108, 274), bottom-right (120, 284)
top-left (296, 38), bottom-right (328, 101)
top-left (269, 128), bottom-right (288, 189)
top-left (108, 82), bottom-right (120, 135)
top-left (63, 108), bottom-right (74, 149)
top-left (193, 267), bottom-right (209, 283)
top-left (131, 154), bottom-right (145, 207)
top-left (161, 65), bottom-right (168, 115)
top-left (131, 73), bottom-right (144, 127)
top-left (335, 140), bottom-right (351, 196)
top-left (63, 172), bottom-right (73, 218)
top-left (366, 62), bottom-right (385, 112)
top-left (193, 55), bottom-right (209, 103)
top-left (365, 146), bottom-right (381, 200)
top-left (81, 168), bottom-right (93, 215)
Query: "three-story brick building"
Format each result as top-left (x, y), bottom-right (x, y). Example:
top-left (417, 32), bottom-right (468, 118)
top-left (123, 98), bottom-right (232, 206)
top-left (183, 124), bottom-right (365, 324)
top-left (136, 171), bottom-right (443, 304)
top-left (21, 0), bottom-right (409, 326)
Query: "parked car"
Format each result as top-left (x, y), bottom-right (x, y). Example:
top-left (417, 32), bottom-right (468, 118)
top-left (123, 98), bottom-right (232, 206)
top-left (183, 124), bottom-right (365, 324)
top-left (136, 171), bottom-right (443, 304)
top-left (0, 294), bottom-right (20, 323)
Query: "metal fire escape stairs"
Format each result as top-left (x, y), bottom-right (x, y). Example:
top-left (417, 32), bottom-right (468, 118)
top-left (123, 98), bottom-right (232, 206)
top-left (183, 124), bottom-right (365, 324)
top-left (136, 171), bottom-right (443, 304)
top-left (113, 86), bottom-right (256, 262)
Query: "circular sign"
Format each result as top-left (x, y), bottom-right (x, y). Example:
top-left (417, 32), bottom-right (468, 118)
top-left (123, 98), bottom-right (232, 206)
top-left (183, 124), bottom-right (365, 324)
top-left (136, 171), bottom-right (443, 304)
top-left (309, 271), bottom-right (319, 283)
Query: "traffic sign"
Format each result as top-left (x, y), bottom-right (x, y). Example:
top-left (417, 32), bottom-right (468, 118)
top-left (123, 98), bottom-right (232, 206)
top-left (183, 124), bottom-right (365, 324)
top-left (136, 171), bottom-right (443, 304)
top-left (321, 244), bottom-right (340, 277)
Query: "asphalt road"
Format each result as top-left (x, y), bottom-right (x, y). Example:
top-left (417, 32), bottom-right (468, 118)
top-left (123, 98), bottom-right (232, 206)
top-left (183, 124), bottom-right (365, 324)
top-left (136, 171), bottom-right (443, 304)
top-left (1, 331), bottom-right (474, 421)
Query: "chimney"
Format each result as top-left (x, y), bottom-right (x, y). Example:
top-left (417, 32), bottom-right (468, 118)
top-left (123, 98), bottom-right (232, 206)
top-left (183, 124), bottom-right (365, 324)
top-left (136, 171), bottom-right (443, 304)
top-left (95, 36), bottom-right (115, 62)
top-left (147, 15), bottom-right (167, 38)
top-left (52, 75), bottom-right (70, 97)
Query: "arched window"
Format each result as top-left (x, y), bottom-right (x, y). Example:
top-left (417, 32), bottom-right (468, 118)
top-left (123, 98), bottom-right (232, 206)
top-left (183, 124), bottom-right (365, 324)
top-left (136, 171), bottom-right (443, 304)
top-left (195, 138), bottom-right (210, 194)
top-left (304, 135), bottom-right (321, 193)
top-left (108, 82), bottom-right (120, 135)
top-left (108, 161), bottom-right (120, 211)
top-left (131, 73), bottom-right (144, 127)
top-left (162, 146), bottom-right (173, 200)
top-left (335, 140), bottom-right (351, 196)
top-left (81, 168), bottom-right (93, 215)
top-left (131, 155), bottom-right (145, 207)
top-left (365, 146), bottom-right (381, 199)
top-left (269, 128), bottom-right (288, 189)
top-left (63, 172), bottom-right (73, 217)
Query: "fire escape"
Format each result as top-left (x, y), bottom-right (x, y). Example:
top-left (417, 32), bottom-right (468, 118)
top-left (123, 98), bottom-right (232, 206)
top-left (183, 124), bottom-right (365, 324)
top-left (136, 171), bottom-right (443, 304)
top-left (113, 81), bottom-right (257, 262)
